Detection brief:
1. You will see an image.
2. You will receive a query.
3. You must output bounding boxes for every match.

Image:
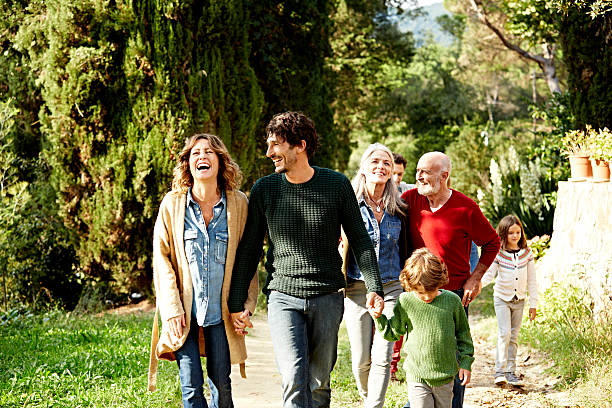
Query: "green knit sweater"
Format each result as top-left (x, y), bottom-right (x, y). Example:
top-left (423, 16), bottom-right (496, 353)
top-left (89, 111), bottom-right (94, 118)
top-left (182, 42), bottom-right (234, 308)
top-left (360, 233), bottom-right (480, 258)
top-left (375, 290), bottom-right (474, 387)
top-left (229, 167), bottom-right (383, 312)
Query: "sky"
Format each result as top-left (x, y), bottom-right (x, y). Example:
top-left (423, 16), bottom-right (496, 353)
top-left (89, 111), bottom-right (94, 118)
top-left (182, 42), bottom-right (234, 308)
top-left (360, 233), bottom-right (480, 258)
top-left (416, 0), bottom-right (443, 5)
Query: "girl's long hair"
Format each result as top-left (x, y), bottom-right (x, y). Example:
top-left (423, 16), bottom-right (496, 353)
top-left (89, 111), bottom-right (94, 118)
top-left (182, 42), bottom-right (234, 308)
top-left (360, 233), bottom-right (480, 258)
top-left (351, 143), bottom-right (406, 216)
top-left (171, 133), bottom-right (242, 192)
top-left (497, 214), bottom-right (528, 250)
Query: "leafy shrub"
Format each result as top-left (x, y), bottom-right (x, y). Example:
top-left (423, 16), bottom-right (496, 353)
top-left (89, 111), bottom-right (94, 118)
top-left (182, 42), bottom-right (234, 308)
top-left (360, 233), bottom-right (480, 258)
top-left (520, 281), bottom-right (612, 384)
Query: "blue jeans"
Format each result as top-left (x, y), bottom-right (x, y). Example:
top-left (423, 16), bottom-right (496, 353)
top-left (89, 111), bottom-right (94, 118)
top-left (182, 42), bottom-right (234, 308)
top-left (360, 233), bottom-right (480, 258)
top-left (174, 316), bottom-right (233, 408)
top-left (403, 288), bottom-right (469, 408)
top-left (267, 290), bottom-right (344, 408)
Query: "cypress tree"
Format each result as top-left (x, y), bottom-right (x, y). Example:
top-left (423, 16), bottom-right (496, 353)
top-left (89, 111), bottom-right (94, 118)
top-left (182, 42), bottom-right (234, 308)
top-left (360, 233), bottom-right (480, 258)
top-left (559, 10), bottom-right (612, 129)
top-left (247, 1), bottom-right (338, 179)
top-left (23, 0), bottom-right (262, 295)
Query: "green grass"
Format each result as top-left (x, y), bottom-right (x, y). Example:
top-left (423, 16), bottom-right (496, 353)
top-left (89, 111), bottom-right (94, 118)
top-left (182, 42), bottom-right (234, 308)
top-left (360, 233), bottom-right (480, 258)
top-left (519, 282), bottom-right (612, 407)
top-left (330, 322), bottom-right (410, 408)
top-left (0, 309), bottom-right (183, 408)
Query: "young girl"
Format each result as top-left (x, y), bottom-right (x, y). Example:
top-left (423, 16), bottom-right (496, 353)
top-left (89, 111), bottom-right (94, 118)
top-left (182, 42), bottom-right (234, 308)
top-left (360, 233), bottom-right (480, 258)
top-left (481, 214), bottom-right (538, 386)
top-left (373, 248), bottom-right (474, 408)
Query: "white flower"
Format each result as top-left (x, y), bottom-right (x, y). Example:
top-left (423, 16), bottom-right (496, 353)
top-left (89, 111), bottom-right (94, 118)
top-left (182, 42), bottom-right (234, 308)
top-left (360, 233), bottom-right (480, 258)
top-left (520, 163), bottom-right (542, 216)
top-left (490, 158), bottom-right (504, 209)
top-left (477, 188), bottom-right (485, 208)
top-left (508, 146), bottom-right (520, 173)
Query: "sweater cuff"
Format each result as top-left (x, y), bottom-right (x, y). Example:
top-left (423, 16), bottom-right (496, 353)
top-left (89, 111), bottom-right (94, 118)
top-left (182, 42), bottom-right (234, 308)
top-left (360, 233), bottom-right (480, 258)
top-left (458, 356), bottom-right (475, 371)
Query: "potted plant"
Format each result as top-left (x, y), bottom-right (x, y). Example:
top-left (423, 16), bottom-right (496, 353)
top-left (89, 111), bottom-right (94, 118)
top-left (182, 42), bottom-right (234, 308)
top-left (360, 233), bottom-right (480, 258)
top-left (562, 127), bottom-right (592, 180)
top-left (590, 127), bottom-right (611, 181)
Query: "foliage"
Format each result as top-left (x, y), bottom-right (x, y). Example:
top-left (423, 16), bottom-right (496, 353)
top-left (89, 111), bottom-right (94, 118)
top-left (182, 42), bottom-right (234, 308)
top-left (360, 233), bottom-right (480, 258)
top-left (329, 0), bottom-right (416, 176)
top-left (558, 7), bottom-right (612, 129)
top-left (478, 141), bottom-right (556, 237)
top-left (590, 127), bottom-right (612, 161)
top-left (520, 281), bottom-right (612, 385)
top-left (562, 128), bottom-right (593, 156)
top-left (248, 1), bottom-right (337, 179)
top-left (4, 0), bottom-right (265, 299)
top-left (527, 234), bottom-right (550, 261)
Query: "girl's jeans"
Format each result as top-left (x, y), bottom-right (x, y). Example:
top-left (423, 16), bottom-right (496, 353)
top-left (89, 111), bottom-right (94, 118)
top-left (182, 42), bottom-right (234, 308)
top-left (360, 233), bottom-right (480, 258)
top-left (174, 315), bottom-right (233, 408)
top-left (493, 295), bottom-right (525, 375)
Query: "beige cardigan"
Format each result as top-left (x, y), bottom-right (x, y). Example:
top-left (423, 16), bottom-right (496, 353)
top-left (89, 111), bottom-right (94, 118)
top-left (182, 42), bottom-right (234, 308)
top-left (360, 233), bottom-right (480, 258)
top-left (147, 189), bottom-right (258, 391)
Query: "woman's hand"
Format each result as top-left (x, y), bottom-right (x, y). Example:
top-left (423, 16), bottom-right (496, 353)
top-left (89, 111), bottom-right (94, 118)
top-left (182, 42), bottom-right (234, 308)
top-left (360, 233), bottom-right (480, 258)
top-left (168, 314), bottom-right (186, 338)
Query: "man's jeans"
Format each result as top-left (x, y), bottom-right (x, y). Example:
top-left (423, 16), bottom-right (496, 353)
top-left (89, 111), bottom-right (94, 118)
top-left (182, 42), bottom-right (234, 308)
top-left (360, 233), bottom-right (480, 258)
top-left (267, 290), bottom-right (344, 408)
top-left (174, 317), bottom-right (234, 408)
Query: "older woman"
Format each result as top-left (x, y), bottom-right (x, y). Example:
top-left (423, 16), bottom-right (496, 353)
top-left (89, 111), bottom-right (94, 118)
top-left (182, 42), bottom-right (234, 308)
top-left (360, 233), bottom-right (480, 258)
top-left (341, 143), bottom-right (412, 408)
top-left (147, 133), bottom-right (258, 408)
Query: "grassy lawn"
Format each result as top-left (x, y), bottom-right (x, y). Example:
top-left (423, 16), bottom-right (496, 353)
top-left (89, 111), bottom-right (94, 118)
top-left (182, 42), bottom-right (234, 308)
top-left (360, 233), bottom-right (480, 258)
top-left (0, 310), bottom-right (182, 408)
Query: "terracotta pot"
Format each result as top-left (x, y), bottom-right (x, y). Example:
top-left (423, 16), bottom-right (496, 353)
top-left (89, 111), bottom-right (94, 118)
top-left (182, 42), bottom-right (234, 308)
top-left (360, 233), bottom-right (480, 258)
top-left (591, 158), bottom-right (610, 181)
top-left (568, 155), bottom-right (592, 179)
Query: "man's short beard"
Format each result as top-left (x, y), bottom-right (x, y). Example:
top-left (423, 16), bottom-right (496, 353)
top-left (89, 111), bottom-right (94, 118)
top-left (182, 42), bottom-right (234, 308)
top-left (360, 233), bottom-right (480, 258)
top-left (417, 180), bottom-right (441, 196)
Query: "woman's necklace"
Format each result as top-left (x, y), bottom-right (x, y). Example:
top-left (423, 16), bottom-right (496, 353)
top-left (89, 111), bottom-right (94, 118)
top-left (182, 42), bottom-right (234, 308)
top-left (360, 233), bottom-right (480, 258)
top-left (369, 196), bottom-right (384, 213)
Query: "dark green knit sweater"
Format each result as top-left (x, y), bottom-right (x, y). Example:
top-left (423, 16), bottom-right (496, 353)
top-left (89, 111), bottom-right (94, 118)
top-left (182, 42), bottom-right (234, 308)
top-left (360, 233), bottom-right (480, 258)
top-left (375, 290), bottom-right (474, 387)
top-left (229, 167), bottom-right (382, 312)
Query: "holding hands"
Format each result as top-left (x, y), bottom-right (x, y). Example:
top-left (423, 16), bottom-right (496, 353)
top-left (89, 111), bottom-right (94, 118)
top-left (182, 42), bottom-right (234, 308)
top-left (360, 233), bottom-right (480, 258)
top-left (168, 313), bottom-right (186, 338)
top-left (231, 310), bottom-right (253, 335)
top-left (366, 292), bottom-right (384, 318)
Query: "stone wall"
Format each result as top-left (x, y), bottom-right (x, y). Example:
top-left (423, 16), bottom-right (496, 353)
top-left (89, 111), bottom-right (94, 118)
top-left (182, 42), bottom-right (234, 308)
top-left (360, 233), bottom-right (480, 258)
top-left (538, 181), bottom-right (612, 316)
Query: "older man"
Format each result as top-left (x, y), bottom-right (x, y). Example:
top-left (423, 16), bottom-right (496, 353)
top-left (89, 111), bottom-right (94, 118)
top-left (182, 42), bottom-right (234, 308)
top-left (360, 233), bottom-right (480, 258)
top-left (401, 151), bottom-right (500, 408)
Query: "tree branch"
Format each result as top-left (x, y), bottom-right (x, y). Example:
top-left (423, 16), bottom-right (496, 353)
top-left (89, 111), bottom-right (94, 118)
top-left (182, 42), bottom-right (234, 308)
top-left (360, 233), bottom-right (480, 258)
top-left (467, 0), bottom-right (547, 67)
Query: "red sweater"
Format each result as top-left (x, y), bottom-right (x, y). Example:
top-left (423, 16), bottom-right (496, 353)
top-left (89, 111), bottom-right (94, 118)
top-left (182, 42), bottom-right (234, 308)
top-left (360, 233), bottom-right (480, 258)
top-left (401, 189), bottom-right (501, 290)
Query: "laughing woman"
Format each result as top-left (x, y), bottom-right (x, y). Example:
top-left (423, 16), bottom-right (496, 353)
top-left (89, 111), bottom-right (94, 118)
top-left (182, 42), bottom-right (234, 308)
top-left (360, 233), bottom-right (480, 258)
top-left (147, 134), bottom-right (258, 408)
top-left (341, 143), bottom-right (412, 408)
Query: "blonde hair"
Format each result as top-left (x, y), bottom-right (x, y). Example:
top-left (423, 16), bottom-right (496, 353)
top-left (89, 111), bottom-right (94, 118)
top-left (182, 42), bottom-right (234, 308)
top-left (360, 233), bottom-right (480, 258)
top-left (352, 143), bottom-right (406, 216)
top-left (400, 248), bottom-right (449, 292)
top-left (171, 133), bottom-right (242, 192)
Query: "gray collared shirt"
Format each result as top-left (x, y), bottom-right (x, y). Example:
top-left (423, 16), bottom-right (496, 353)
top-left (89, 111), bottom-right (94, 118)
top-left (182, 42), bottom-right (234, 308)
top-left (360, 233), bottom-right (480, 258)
top-left (184, 188), bottom-right (228, 326)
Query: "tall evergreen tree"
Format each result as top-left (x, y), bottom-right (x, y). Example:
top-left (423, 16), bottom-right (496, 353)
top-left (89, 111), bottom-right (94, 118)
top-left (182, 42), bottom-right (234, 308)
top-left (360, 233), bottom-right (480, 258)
top-left (247, 1), bottom-right (337, 178)
top-left (13, 0), bottom-right (263, 294)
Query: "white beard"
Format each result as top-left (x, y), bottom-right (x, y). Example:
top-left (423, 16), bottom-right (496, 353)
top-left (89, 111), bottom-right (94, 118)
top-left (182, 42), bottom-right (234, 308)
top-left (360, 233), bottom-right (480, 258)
top-left (417, 181), bottom-right (441, 196)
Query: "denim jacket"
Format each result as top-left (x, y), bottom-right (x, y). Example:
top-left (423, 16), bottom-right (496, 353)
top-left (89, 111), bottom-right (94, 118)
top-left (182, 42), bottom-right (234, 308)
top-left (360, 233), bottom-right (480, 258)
top-left (347, 199), bottom-right (404, 283)
top-left (184, 188), bottom-right (228, 327)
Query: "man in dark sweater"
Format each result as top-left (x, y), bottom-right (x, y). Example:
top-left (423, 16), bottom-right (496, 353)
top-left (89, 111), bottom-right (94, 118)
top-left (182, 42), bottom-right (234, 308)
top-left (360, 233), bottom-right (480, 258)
top-left (229, 112), bottom-right (384, 408)
top-left (400, 151), bottom-right (501, 408)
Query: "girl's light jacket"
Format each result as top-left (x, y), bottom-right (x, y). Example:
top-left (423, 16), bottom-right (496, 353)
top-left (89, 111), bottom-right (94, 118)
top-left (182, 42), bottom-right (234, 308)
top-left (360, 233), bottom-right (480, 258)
top-left (147, 189), bottom-right (258, 391)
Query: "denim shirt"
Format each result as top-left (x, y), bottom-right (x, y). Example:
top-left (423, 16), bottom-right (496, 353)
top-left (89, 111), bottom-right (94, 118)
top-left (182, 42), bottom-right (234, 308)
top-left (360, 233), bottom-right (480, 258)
top-left (348, 198), bottom-right (402, 283)
top-left (184, 188), bottom-right (228, 327)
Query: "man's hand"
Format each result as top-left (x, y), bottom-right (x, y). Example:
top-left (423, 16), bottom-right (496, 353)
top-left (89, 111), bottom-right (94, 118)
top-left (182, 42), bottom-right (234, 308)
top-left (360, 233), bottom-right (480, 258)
top-left (459, 368), bottom-right (471, 386)
top-left (168, 313), bottom-right (186, 338)
top-left (462, 276), bottom-right (482, 307)
top-left (231, 310), bottom-right (253, 335)
top-left (366, 292), bottom-right (384, 318)
top-left (529, 307), bottom-right (537, 321)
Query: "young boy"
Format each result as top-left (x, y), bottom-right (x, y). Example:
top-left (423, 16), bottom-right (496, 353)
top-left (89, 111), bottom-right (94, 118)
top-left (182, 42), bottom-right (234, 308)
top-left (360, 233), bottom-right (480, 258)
top-left (372, 248), bottom-right (474, 408)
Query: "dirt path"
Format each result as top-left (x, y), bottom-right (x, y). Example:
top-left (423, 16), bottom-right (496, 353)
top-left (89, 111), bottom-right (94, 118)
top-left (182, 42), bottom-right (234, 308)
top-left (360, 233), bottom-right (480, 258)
top-left (463, 315), bottom-right (576, 408)
top-left (230, 313), bottom-right (283, 408)
top-left (230, 313), bottom-right (579, 408)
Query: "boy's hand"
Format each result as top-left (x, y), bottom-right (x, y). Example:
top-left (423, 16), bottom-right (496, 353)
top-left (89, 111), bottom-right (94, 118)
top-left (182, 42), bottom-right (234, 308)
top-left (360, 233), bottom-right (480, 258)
top-left (459, 368), bottom-right (471, 386)
top-left (529, 308), bottom-right (537, 321)
top-left (366, 292), bottom-right (384, 318)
